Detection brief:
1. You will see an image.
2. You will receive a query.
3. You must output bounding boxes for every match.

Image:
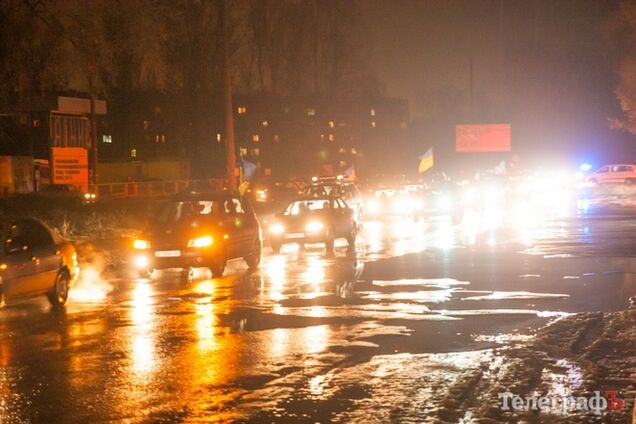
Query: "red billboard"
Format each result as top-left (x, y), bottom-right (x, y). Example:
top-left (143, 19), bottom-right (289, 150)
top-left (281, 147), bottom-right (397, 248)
top-left (456, 124), bottom-right (511, 152)
top-left (51, 147), bottom-right (88, 189)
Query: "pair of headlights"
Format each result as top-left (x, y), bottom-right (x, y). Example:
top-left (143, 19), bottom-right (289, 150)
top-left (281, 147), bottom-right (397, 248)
top-left (133, 235), bottom-right (213, 250)
top-left (270, 221), bottom-right (324, 234)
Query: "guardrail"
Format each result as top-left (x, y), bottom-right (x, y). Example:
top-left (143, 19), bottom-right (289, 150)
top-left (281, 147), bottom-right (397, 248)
top-left (94, 178), bottom-right (225, 199)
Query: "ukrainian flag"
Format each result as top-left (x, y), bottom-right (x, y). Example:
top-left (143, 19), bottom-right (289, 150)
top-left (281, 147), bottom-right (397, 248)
top-left (418, 147), bottom-right (434, 173)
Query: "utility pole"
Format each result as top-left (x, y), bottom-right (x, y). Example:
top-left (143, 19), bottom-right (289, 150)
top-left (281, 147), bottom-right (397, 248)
top-left (220, 0), bottom-right (237, 192)
top-left (88, 61), bottom-right (98, 187)
top-left (468, 57), bottom-right (473, 114)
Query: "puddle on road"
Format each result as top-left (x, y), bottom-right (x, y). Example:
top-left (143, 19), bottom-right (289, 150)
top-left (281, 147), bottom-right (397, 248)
top-left (372, 278), bottom-right (470, 288)
top-left (361, 289), bottom-right (455, 304)
top-left (437, 309), bottom-right (572, 318)
top-left (461, 291), bottom-right (569, 301)
top-left (473, 333), bottom-right (534, 344)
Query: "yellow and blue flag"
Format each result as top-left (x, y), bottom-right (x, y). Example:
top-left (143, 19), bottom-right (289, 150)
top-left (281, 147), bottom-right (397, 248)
top-left (418, 147), bottom-right (434, 173)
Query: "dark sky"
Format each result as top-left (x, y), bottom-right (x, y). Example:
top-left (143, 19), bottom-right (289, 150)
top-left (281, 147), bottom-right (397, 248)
top-left (356, 0), bottom-right (633, 168)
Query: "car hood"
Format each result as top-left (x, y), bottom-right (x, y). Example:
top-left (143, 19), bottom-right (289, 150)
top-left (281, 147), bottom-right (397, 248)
top-left (144, 218), bottom-right (223, 245)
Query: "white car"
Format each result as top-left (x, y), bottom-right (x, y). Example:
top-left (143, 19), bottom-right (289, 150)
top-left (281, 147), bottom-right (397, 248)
top-left (587, 164), bottom-right (636, 185)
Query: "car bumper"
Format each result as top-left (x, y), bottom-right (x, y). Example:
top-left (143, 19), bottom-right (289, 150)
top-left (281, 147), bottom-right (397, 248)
top-left (132, 249), bottom-right (221, 270)
top-left (272, 232), bottom-right (328, 244)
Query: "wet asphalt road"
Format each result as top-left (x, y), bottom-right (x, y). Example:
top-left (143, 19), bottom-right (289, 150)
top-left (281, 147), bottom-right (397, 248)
top-left (2, 190), bottom-right (636, 423)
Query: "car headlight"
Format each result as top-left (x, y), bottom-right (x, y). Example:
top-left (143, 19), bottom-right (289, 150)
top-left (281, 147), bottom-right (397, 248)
top-left (187, 236), bottom-right (213, 248)
top-left (134, 254), bottom-right (149, 269)
top-left (133, 239), bottom-right (151, 250)
top-left (270, 223), bottom-right (285, 234)
top-left (83, 193), bottom-right (91, 200)
top-left (305, 221), bottom-right (324, 233)
top-left (90, 193), bottom-right (96, 199)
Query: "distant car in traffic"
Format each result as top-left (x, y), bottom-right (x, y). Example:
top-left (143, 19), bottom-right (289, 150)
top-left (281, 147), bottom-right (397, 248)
top-left (37, 184), bottom-right (97, 204)
top-left (132, 193), bottom-right (261, 278)
top-left (247, 180), bottom-right (305, 204)
top-left (587, 164), bottom-right (636, 185)
top-left (302, 178), bottom-right (364, 223)
top-left (0, 218), bottom-right (79, 306)
top-left (268, 196), bottom-right (358, 253)
top-left (365, 187), bottom-right (422, 219)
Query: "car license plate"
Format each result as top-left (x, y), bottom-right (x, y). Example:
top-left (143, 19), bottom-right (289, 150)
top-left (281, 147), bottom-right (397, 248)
top-left (286, 233), bottom-right (304, 239)
top-left (155, 250), bottom-right (181, 257)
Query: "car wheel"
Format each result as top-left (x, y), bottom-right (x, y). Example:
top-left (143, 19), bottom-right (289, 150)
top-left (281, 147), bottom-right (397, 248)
top-left (210, 255), bottom-right (226, 278)
top-left (245, 239), bottom-right (262, 270)
top-left (270, 240), bottom-right (282, 254)
top-left (48, 271), bottom-right (70, 307)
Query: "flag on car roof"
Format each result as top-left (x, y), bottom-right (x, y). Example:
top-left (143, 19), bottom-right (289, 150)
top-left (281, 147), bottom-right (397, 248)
top-left (418, 147), bottom-right (434, 173)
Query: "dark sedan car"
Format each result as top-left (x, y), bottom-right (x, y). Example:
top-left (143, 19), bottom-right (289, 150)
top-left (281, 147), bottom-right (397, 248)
top-left (0, 218), bottom-right (79, 306)
top-left (268, 196), bottom-right (358, 253)
top-left (132, 193), bottom-right (262, 278)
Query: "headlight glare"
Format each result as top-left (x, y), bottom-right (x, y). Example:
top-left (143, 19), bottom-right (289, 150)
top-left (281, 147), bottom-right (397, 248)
top-left (305, 221), bottom-right (324, 233)
top-left (270, 223), bottom-right (285, 234)
top-left (133, 239), bottom-right (151, 250)
top-left (188, 236), bottom-right (213, 248)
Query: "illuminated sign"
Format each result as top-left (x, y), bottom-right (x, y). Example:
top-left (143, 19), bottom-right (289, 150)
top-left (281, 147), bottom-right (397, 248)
top-left (51, 147), bottom-right (88, 187)
top-left (456, 124), bottom-right (511, 152)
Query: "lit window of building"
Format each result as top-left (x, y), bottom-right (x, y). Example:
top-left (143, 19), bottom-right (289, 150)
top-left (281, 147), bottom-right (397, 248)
top-left (328, 120), bottom-right (335, 128)
top-left (273, 134), bottom-right (279, 143)
top-left (262, 120), bottom-right (269, 127)
top-left (320, 134), bottom-right (325, 142)
top-left (371, 121), bottom-right (376, 128)
top-left (143, 120), bottom-right (150, 131)
top-left (328, 133), bottom-right (335, 142)
top-left (102, 135), bottom-right (112, 144)
top-left (130, 148), bottom-right (137, 158)
top-left (370, 108), bottom-right (376, 116)
top-left (240, 147), bottom-right (248, 156)
top-left (252, 134), bottom-right (260, 142)
top-left (216, 133), bottom-right (221, 142)
top-left (306, 108), bottom-right (316, 116)
top-left (237, 106), bottom-right (247, 114)
top-left (252, 148), bottom-right (260, 156)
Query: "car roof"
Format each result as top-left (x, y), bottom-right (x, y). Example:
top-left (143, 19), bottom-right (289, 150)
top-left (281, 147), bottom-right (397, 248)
top-left (289, 196), bottom-right (342, 202)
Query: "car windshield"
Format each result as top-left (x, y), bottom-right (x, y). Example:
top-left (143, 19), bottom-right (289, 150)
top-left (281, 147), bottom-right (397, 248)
top-left (157, 200), bottom-right (216, 223)
top-left (284, 199), bottom-right (332, 215)
top-left (303, 184), bottom-right (342, 197)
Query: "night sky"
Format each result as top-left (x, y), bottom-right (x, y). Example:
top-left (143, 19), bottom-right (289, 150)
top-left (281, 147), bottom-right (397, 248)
top-left (355, 0), bottom-right (632, 169)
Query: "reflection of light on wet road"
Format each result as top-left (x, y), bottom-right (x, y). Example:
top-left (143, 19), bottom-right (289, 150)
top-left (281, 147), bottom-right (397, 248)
top-left (303, 325), bottom-right (329, 354)
top-left (269, 327), bottom-right (290, 358)
top-left (303, 257), bottom-right (325, 285)
top-left (194, 280), bottom-right (218, 352)
top-left (130, 281), bottom-right (156, 376)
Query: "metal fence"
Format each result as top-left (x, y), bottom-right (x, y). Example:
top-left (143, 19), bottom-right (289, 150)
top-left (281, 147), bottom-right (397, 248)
top-left (94, 178), bottom-right (225, 199)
